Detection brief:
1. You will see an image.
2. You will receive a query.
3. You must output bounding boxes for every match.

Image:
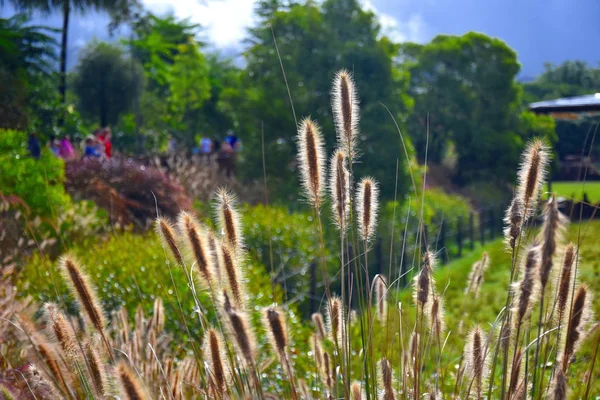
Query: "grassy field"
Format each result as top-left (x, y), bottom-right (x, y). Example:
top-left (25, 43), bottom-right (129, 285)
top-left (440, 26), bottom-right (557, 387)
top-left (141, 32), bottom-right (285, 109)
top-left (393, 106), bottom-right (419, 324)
top-left (551, 180), bottom-right (600, 203)
top-left (387, 219), bottom-right (600, 397)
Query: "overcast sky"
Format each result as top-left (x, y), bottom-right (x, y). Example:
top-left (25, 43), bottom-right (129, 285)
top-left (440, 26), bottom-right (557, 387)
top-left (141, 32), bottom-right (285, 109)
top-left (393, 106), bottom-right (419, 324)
top-left (2, 0), bottom-right (599, 78)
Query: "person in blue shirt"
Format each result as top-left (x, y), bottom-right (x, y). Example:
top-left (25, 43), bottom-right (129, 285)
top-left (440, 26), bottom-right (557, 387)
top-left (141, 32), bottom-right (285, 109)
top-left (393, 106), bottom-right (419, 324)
top-left (27, 133), bottom-right (41, 159)
top-left (83, 137), bottom-right (101, 158)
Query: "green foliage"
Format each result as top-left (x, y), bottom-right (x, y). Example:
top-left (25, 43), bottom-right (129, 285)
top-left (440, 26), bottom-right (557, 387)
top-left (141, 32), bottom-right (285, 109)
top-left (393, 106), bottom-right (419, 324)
top-left (240, 0), bottom-right (415, 201)
top-left (402, 32), bottom-right (556, 185)
top-left (524, 61), bottom-right (600, 163)
top-left (128, 12), bottom-right (211, 148)
top-left (72, 41), bottom-right (143, 127)
top-left (243, 204), bottom-right (336, 315)
top-left (382, 188), bottom-right (473, 240)
top-left (0, 14), bottom-right (57, 131)
top-left (0, 129), bottom-right (71, 218)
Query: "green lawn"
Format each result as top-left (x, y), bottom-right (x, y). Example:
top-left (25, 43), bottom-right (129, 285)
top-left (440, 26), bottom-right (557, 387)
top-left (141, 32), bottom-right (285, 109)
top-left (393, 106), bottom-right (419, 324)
top-left (550, 180), bottom-right (600, 203)
top-left (404, 219), bottom-right (600, 397)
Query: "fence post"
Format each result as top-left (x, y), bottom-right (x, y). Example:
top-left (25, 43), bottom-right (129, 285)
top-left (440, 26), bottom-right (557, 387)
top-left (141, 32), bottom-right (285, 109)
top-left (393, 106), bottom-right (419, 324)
top-left (469, 212), bottom-right (475, 251)
top-left (439, 220), bottom-right (447, 264)
top-left (488, 208), bottom-right (494, 240)
top-left (457, 216), bottom-right (463, 257)
top-left (479, 210), bottom-right (485, 246)
top-left (309, 261), bottom-right (317, 314)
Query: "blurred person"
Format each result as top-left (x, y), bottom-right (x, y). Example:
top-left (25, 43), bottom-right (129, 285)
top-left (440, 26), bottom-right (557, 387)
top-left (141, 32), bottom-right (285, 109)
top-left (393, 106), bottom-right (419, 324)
top-left (200, 136), bottom-right (212, 155)
top-left (217, 141), bottom-right (236, 178)
top-left (59, 135), bottom-right (76, 160)
top-left (95, 127), bottom-right (112, 158)
top-left (212, 136), bottom-right (221, 153)
top-left (83, 136), bottom-right (101, 159)
top-left (224, 129), bottom-right (239, 151)
top-left (27, 133), bottom-right (41, 159)
top-left (48, 135), bottom-right (60, 156)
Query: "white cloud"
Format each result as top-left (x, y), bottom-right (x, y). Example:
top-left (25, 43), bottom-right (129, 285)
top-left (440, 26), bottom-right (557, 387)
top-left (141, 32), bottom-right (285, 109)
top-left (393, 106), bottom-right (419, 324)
top-left (361, 0), bottom-right (427, 43)
top-left (142, 0), bottom-right (256, 47)
top-left (140, 0), bottom-right (426, 49)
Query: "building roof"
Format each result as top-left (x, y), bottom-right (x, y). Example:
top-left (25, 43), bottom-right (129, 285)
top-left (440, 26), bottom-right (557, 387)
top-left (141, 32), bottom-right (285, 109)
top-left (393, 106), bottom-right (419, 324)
top-left (529, 93), bottom-right (600, 114)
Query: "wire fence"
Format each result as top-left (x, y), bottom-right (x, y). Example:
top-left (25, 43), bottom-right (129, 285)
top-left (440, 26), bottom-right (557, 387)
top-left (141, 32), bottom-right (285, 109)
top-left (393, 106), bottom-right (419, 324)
top-left (306, 203), bottom-right (509, 315)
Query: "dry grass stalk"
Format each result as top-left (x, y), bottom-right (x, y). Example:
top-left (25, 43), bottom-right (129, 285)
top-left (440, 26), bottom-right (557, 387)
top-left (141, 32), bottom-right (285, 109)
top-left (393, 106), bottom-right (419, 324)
top-left (538, 196), bottom-right (567, 289)
top-left (465, 326), bottom-right (487, 398)
top-left (465, 252), bottom-right (489, 297)
top-left (156, 218), bottom-right (184, 266)
top-left (203, 328), bottom-right (227, 396)
top-left (311, 333), bottom-right (323, 373)
top-left (431, 295), bottom-right (445, 338)
top-left (329, 149), bottom-right (350, 230)
top-left (221, 243), bottom-right (245, 309)
top-left (516, 139), bottom-right (549, 218)
top-left (117, 361), bottom-right (150, 400)
top-left (327, 297), bottom-right (343, 347)
top-left (414, 252), bottom-right (436, 317)
top-left (332, 69), bottom-right (359, 158)
top-left (312, 312), bottom-right (326, 341)
top-left (60, 256), bottom-right (105, 334)
top-left (550, 369), bottom-right (567, 400)
top-left (374, 275), bottom-right (388, 322)
top-left (504, 197), bottom-right (525, 249)
top-left (555, 244), bottom-right (576, 324)
top-left (85, 342), bottom-right (107, 396)
top-left (380, 357), bottom-right (395, 400)
top-left (43, 303), bottom-right (78, 359)
top-left (297, 117), bottom-right (326, 208)
top-left (561, 285), bottom-right (592, 371)
top-left (215, 189), bottom-right (243, 253)
top-left (356, 177), bottom-right (379, 242)
top-left (222, 292), bottom-right (256, 367)
top-left (350, 381), bottom-right (363, 400)
top-left (177, 211), bottom-right (214, 286)
top-left (514, 245), bottom-right (540, 328)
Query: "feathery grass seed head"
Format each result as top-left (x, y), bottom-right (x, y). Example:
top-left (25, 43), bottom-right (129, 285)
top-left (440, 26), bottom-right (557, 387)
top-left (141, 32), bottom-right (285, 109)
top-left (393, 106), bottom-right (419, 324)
top-left (375, 275), bottom-right (388, 322)
top-left (332, 69), bottom-right (359, 158)
top-left (329, 149), bottom-right (350, 230)
top-left (380, 357), bottom-right (395, 400)
top-left (203, 328), bottom-right (227, 395)
top-left (514, 245), bottom-right (540, 326)
top-left (504, 197), bottom-right (525, 249)
top-left (215, 189), bottom-right (243, 252)
top-left (156, 217), bottom-right (184, 265)
top-left (356, 177), bottom-right (379, 242)
top-left (59, 256), bottom-right (105, 333)
top-left (117, 361), bottom-right (150, 400)
top-left (297, 118), bottom-right (326, 208)
top-left (538, 196), bottom-right (567, 289)
top-left (264, 306), bottom-right (288, 355)
top-left (327, 297), bottom-right (343, 346)
top-left (517, 139), bottom-right (549, 218)
top-left (312, 312), bottom-right (326, 341)
top-left (177, 212), bottom-right (214, 286)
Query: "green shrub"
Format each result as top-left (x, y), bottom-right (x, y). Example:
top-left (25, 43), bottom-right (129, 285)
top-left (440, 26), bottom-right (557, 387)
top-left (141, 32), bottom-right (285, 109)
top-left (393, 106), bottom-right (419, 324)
top-left (0, 129), bottom-right (71, 218)
top-left (243, 204), bottom-right (337, 315)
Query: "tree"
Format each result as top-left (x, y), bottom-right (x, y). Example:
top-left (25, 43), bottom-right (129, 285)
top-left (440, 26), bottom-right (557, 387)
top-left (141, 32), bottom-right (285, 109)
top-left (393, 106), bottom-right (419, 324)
top-left (9, 0), bottom-right (138, 126)
top-left (524, 61), bottom-right (600, 162)
top-left (72, 41), bottom-right (143, 127)
top-left (240, 0), bottom-right (415, 201)
top-left (401, 32), bottom-right (555, 185)
top-left (128, 12), bottom-right (211, 147)
top-left (0, 14), bottom-right (57, 132)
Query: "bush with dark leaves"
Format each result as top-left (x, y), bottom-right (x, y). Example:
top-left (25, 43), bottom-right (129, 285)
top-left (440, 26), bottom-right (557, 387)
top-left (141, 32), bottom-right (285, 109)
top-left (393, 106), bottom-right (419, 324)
top-left (65, 157), bottom-right (192, 227)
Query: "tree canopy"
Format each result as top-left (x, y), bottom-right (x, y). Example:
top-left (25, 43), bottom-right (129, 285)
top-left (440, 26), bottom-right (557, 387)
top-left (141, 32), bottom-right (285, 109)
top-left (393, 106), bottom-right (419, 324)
top-left (402, 32), bottom-right (555, 185)
top-left (72, 41), bottom-right (143, 127)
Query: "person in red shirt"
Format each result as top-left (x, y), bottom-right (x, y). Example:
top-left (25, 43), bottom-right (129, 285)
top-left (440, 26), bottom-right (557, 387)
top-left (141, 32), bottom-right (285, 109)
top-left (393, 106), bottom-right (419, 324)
top-left (95, 127), bottom-right (112, 158)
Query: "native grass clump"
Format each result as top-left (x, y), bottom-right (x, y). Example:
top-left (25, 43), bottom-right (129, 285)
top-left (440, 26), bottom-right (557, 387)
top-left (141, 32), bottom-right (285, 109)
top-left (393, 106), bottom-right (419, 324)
top-left (4, 70), bottom-right (599, 399)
